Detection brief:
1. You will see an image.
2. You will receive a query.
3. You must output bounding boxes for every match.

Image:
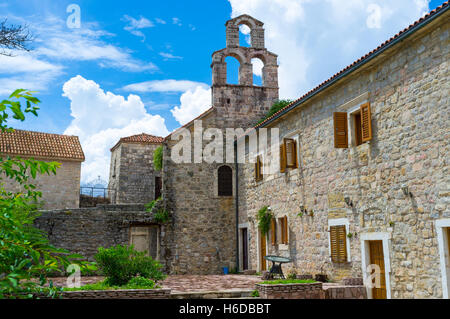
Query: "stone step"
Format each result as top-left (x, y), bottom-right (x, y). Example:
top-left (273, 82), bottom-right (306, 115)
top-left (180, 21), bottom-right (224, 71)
top-left (170, 289), bottom-right (255, 299)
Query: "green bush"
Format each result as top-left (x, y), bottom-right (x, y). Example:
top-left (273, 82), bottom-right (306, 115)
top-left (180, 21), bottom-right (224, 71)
top-left (94, 245), bottom-right (165, 286)
top-left (125, 276), bottom-right (155, 289)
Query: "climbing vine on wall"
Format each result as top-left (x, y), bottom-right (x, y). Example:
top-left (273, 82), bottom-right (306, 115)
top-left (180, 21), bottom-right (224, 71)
top-left (153, 146), bottom-right (163, 171)
top-left (256, 206), bottom-right (273, 235)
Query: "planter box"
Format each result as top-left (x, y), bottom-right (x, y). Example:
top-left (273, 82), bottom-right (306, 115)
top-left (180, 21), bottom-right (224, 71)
top-left (256, 282), bottom-right (324, 299)
top-left (60, 288), bottom-right (171, 299)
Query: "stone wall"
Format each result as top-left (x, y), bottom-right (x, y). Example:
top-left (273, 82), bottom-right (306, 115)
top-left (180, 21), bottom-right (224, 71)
top-left (35, 204), bottom-right (171, 271)
top-left (109, 142), bottom-right (161, 204)
top-left (256, 282), bottom-right (324, 299)
top-left (60, 288), bottom-right (171, 299)
top-left (1, 158), bottom-right (82, 210)
top-left (239, 13), bottom-right (449, 298)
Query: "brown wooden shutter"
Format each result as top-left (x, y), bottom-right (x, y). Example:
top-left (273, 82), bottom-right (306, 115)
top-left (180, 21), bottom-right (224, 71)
top-left (337, 225), bottom-right (347, 263)
top-left (281, 216), bottom-right (288, 244)
top-left (333, 112), bottom-right (348, 148)
top-left (280, 144), bottom-right (286, 173)
top-left (271, 218), bottom-right (276, 246)
top-left (330, 226), bottom-right (339, 263)
top-left (293, 140), bottom-right (299, 168)
top-left (330, 225), bottom-right (347, 263)
top-left (360, 103), bottom-right (372, 142)
top-left (255, 156), bottom-right (262, 181)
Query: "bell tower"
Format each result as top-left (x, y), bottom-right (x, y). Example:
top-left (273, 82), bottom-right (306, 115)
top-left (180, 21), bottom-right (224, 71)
top-left (211, 14), bottom-right (279, 128)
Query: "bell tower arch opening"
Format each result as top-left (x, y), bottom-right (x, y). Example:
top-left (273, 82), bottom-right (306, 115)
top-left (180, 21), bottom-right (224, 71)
top-left (210, 14), bottom-right (279, 128)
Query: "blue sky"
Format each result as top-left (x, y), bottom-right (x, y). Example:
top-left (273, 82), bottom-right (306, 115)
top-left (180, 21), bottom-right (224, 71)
top-left (0, 0), bottom-right (446, 183)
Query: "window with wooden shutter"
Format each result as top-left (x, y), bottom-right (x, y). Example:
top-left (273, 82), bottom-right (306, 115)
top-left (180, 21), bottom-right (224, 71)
top-left (360, 103), bottom-right (372, 142)
top-left (334, 112), bottom-right (348, 149)
top-left (279, 216), bottom-right (288, 244)
top-left (330, 225), bottom-right (347, 263)
top-left (280, 143), bottom-right (286, 173)
top-left (255, 155), bottom-right (263, 182)
top-left (271, 218), bottom-right (277, 246)
top-left (284, 138), bottom-right (298, 169)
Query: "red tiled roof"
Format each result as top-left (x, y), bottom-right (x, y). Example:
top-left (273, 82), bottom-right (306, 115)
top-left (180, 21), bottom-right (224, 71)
top-left (255, 1), bottom-right (449, 129)
top-left (0, 129), bottom-right (85, 161)
top-left (110, 133), bottom-right (164, 151)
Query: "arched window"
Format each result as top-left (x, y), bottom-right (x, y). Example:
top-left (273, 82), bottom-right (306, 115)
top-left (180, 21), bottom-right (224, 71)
top-left (239, 24), bottom-right (251, 47)
top-left (218, 165), bottom-right (233, 196)
top-left (251, 57), bottom-right (264, 86)
top-left (225, 56), bottom-right (240, 84)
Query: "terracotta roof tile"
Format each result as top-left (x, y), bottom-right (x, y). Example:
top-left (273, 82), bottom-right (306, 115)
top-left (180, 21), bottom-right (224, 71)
top-left (255, 1), bottom-right (449, 129)
top-left (110, 133), bottom-right (164, 151)
top-left (0, 129), bottom-right (85, 161)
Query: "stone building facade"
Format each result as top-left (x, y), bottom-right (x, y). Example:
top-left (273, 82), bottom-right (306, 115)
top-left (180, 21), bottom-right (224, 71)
top-left (237, 6), bottom-right (449, 299)
top-left (160, 14), bottom-right (279, 274)
top-left (0, 129), bottom-right (84, 209)
top-left (108, 133), bottom-right (164, 204)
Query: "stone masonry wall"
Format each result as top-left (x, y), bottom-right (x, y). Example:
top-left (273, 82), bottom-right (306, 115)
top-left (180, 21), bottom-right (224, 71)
top-left (240, 14), bottom-right (449, 298)
top-left (1, 158), bottom-right (81, 210)
top-left (109, 142), bottom-right (161, 204)
top-left (34, 204), bottom-right (171, 272)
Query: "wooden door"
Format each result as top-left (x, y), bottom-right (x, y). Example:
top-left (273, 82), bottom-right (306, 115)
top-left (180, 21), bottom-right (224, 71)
top-left (260, 230), bottom-right (267, 271)
top-left (242, 228), bottom-right (248, 270)
top-left (369, 240), bottom-right (387, 299)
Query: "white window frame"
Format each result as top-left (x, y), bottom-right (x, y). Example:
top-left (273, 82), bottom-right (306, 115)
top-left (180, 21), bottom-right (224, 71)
top-left (435, 219), bottom-right (450, 299)
top-left (360, 232), bottom-right (392, 299)
top-left (278, 215), bottom-right (289, 251)
top-left (327, 218), bottom-right (351, 263)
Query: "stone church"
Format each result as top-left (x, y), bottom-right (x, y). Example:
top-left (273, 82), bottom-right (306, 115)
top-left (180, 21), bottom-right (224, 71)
top-left (36, 4), bottom-right (449, 299)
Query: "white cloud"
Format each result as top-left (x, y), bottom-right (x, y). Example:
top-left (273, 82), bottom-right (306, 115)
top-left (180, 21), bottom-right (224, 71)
top-left (62, 75), bottom-right (169, 182)
top-left (159, 52), bottom-right (183, 61)
top-left (170, 86), bottom-right (211, 125)
top-left (122, 79), bottom-right (209, 93)
top-left (172, 17), bottom-right (182, 26)
top-left (122, 15), bottom-right (154, 41)
top-left (155, 18), bottom-right (167, 25)
top-left (228, 0), bottom-right (430, 99)
top-left (0, 51), bottom-right (64, 95)
top-left (26, 15), bottom-right (158, 73)
top-left (366, 4), bottom-right (383, 29)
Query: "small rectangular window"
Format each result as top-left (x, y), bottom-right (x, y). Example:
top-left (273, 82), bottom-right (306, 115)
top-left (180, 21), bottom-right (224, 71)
top-left (330, 225), bottom-right (347, 263)
top-left (353, 111), bottom-right (363, 146)
top-left (284, 138), bottom-right (298, 169)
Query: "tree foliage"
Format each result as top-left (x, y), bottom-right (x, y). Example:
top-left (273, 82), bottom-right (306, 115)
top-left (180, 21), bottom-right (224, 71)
top-left (0, 19), bottom-right (33, 56)
top-left (257, 99), bottom-right (293, 125)
top-left (256, 206), bottom-right (273, 235)
top-left (0, 89), bottom-right (94, 298)
top-left (153, 145), bottom-right (163, 171)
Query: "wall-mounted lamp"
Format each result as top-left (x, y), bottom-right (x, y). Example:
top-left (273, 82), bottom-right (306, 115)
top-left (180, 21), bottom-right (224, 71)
top-left (344, 196), bottom-right (354, 208)
top-left (401, 184), bottom-right (412, 197)
top-left (299, 205), bottom-right (308, 214)
top-left (267, 206), bottom-right (272, 211)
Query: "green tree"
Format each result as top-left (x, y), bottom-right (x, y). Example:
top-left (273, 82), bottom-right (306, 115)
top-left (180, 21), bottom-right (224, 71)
top-left (257, 99), bottom-right (293, 125)
top-left (0, 89), bottom-right (94, 298)
top-left (153, 145), bottom-right (163, 171)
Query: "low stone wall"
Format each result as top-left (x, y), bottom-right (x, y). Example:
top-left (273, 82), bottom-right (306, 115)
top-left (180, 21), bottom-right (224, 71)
top-left (61, 288), bottom-right (171, 299)
top-left (256, 283), bottom-right (324, 299)
top-left (323, 285), bottom-right (367, 299)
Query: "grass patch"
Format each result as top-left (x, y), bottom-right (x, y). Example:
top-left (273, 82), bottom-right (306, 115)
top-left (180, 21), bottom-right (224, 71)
top-left (63, 277), bottom-right (159, 291)
top-left (260, 279), bottom-right (317, 285)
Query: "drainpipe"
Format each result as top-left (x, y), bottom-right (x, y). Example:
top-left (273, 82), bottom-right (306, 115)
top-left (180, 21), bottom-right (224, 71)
top-left (234, 140), bottom-right (239, 272)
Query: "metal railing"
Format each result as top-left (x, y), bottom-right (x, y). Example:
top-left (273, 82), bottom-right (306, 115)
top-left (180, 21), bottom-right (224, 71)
top-left (79, 187), bottom-right (116, 207)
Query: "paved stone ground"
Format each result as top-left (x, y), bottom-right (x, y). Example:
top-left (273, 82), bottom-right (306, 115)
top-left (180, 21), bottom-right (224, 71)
top-left (48, 275), bottom-right (263, 293)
